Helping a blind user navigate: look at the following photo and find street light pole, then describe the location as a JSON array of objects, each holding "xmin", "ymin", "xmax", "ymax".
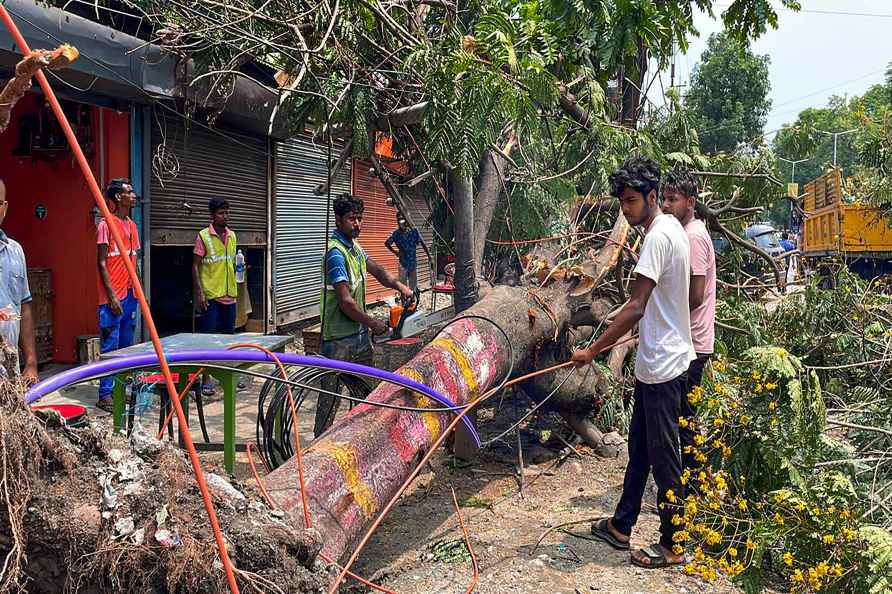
[
  {"xmin": 816, "ymin": 128, "xmax": 859, "ymax": 167},
  {"xmin": 777, "ymin": 156, "xmax": 811, "ymax": 183}
]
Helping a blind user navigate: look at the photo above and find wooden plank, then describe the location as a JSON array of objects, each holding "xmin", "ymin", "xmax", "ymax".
[{"xmin": 26, "ymin": 268, "xmax": 53, "ymax": 365}]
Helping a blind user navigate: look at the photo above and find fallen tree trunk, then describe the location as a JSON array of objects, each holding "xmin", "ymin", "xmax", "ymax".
[
  {"xmin": 266, "ymin": 283, "xmax": 575, "ymax": 560},
  {"xmin": 266, "ymin": 218, "xmax": 630, "ymax": 562}
]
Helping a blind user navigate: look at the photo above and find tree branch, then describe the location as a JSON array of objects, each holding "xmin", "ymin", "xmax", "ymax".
[
  {"xmin": 691, "ymin": 170, "xmax": 784, "ymax": 187},
  {"xmin": 697, "ymin": 201, "xmax": 785, "ymax": 291},
  {"xmin": 313, "ymin": 138, "xmax": 354, "ymax": 195},
  {"xmin": 0, "ymin": 44, "xmax": 78, "ymax": 133}
]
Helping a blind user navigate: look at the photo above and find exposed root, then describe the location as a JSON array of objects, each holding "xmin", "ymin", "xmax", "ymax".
[
  {"xmin": 0, "ymin": 379, "xmax": 328, "ymax": 593},
  {"xmin": 0, "ymin": 45, "xmax": 79, "ymax": 133}
]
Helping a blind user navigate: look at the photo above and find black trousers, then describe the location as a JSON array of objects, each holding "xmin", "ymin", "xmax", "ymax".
[
  {"xmin": 679, "ymin": 353, "xmax": 711, "ymax": 493},
  {"xmin": 612, "ymin": 373, "xmax": 687, "ymax": 549}
]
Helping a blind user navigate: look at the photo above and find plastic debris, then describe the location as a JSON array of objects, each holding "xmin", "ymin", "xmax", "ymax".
[
  {"xmin": 129, "ymin": 420, "xmax": 163, "ymax": 457},
  {"xmin": 155, "ymin": 529, "xmax": 181, "ymax": 548},
  {"xmin": 100, "ymin": 475, "xmax": 118, "ymax": 510},
  {"xmin": 155, "ymin": 504, "xmax": 169, "ymax": 527},
  {"xmin": 114, "ymin": 516, "xmax": 135, "ymax": 539},
  {"xmin": 131, "ymin": 527, "xmax": 145, "ymax": 546},
  {"xmin": 205, "ymin": 473, "xmax": 245, "ymax": 501}
]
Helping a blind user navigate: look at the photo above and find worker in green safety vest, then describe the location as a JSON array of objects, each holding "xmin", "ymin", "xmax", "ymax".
[{"xmin": 315, "ymin": 193, "xmax": 413, "ymax": 436}]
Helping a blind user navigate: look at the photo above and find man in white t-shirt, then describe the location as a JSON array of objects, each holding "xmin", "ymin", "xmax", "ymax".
[
  {"xmin": 572, "ymin": 156, "xmax": 695, "ymax": 569},
  {"xmin": 662, "ymin": 169, "xmax": 716, "ymax": 495}
]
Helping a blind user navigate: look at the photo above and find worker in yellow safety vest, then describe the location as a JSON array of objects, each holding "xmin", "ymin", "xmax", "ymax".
[
  {"xmin": 314, "ymin": 193, "xmax": 413, "ymax": 436},
  {"xmin": 193, "ymin": 197, "xmax": 239, "ymax": 396}
]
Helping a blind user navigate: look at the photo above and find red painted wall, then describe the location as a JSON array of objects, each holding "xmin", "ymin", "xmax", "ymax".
[{"xmin": 0, "ymin": 94, "xmax": 129, "ymax": 362}]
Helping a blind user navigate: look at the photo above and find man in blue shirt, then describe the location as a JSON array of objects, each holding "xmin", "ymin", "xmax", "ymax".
[
  {"xmin": 385, "ymin": 214, "xmax": 429, "ymax": 292},
  {"xmin": 779, "ymin": 232, "xmax": 795, "ymax": 254},
  {"xmin": 315, "ymin": 194, "xmax": 413, "ymax": 436},
  {"xmin": 0, "ymin": 179, "xmax": 38, "ymax": 382}
]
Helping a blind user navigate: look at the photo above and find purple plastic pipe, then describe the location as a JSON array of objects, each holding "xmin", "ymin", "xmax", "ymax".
[{"xmin": 25, "ymin": 349, "xmax": 479, "ymax": 445}]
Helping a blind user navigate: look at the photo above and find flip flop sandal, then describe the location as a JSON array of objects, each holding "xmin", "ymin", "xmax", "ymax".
[
  {"xmin": 630, "ymin": 543, "xmax": 684, "ymax": 569},
  {"xmin": 588, "ymin": 518, "xmax": 631, "ymax": 551}
]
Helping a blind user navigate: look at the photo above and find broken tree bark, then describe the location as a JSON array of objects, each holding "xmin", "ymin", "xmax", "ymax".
[
  {"xmin": 0, "ymin": 44, "xmax": 78, "ymax": 134},
  {"xmin": 265, "ymin": 216, "xmax": 630, "ymax": 563}
]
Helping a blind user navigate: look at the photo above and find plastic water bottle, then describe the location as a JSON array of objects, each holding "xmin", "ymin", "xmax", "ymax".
[{"xmin": 235, "ymin": 249, "xmax": 246, "ymax": 283}]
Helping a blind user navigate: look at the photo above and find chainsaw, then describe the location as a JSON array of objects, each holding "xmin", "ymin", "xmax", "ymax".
[{"xmin": 373, "ymin": 290, "xmax": 455, "ymax": 343}]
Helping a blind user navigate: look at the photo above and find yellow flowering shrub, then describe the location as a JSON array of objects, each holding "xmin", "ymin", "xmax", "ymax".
[{"xmin": 676, "ymin": 347, "xmax": 891, "ymax": 592}]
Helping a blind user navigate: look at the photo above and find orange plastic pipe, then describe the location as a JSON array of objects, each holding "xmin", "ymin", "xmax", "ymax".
[{"xmin": 0, "ymin": 8, "xmax": 241, "ymax": 593}]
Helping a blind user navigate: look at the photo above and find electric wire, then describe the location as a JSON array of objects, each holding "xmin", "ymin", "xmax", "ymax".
[
  {"xmin": 327, "ymin": 358, "xmax": 576, "ymax": 593},
  {"xmin": 479, "ymin": 364, "xmax": 588, "ymax": 447}
]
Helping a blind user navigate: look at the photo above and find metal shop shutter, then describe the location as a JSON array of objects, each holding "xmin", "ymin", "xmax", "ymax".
[
  {"xmin": 353, "ymin": 159, "xmax": 400, "ymax": 302},
  {"xmin": 272, "ymin": 135, "xmax": 351, "ymax": 326},
  {"xmin": 149, "ymin": 113, "xmax": 269, "ymax": 245}
]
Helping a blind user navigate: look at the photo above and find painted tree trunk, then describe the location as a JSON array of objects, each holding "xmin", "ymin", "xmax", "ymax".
[
  {"xmin": 265, "ymin": 217, "xmax": 629, "ymax": 562},
  {"xmin": 266, "ymin": 284, "xmax": 569, "ymax": 560}
]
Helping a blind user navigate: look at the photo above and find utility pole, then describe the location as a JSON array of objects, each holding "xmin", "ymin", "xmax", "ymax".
[
  {"xmin": 669, "ymin": 39, "xmax": 676, "ymax": 90},
  {"xmin": 816, "ymin": 128, "xmax": 859, "ymax": 167}
]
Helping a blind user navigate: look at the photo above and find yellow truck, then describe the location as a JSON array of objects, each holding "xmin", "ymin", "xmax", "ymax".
[{"xmin": 801, "ymin": 169, "xmax": 892, "ymax": 279}]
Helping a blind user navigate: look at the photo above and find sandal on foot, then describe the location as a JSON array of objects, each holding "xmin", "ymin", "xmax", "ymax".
[
  {"xmin": 96, "ymin": 398, "xmax": 114, "ymax": 413},
  {"xmin": 630, "ymin": 543, "xmax": 683, "ymax": 569},
  {"xmin": 589, "ymin": 518, "xmax": 630, "ymax": 551}
]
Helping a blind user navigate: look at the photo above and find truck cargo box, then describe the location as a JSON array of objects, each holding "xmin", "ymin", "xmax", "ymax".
[{"xmin": 803, "ymin": 204, "xmax": 892, "ymax": 257}]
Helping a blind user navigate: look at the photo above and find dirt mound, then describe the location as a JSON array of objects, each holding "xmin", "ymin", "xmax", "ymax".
[{"xmin": 0, "ymin": 379, "xmax": 328, "ymax": 594}]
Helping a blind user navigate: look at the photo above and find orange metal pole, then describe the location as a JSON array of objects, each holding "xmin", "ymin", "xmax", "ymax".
[{"xmin": 0, "ymin": 8, "xmax": 240, "ymax": 593}]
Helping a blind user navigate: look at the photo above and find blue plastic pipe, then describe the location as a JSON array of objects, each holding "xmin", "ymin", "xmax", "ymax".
[{"xmin": 25, "ymin": 349, "xmax": 480, "ymax": 445}]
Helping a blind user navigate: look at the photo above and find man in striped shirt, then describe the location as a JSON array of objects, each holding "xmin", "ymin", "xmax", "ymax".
[{"xmin": 96, "ymin": 178, "xmax": 139, "ymax": 412}]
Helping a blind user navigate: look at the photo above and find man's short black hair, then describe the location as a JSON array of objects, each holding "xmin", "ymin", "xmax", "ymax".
[
  {"xmin": 333, "ymin": 193, "xmax": 364, "ymax": 217},
  {"xmin": 609, "ymin": 156, "xmax": 661, "ymax": 199},
  {"xmin": 208, "ymin": 198, "xmax": 230, "ymax": 214},
  {"xmin": 662, "ymin": 168, "xmax": 699, "ymax": 200},
  {"xmin": 105, "ymin": 178, "xmax": 131, "ymax": 202}
]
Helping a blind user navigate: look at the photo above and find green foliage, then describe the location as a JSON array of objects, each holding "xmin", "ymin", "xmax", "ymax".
[
  {"xmin": 428, "ymin": 537, "xmax": 472, "ymax": 563},
  {"xmin": 859, "ymin": 526, "xmax": 892, "ymax": 594},
  {"xmin": 685, "ymin": 32, "xmax": 772, "ymax": 154},
  {"xmin": 460, "ymin": 495, "xmax": 494, "ymax": 509},
  {"xmin": 672, "ymin": 271, "xmax": 892, "ymax": 591}
]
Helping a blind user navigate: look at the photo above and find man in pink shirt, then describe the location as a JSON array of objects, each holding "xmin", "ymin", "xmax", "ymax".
[{"xmin": 662, "ymin": 169, "xmax": 716, "ymax": 492}]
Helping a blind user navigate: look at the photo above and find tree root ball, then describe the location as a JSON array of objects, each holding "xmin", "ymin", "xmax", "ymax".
[{"xmin": 0, "ymin": 380, "xmax": 330, "ymax": 594}]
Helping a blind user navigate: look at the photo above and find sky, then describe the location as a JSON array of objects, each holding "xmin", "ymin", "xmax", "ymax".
[{"xmin": 651, "ymin": 0, "xmax": 892, "ymax": 140}]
